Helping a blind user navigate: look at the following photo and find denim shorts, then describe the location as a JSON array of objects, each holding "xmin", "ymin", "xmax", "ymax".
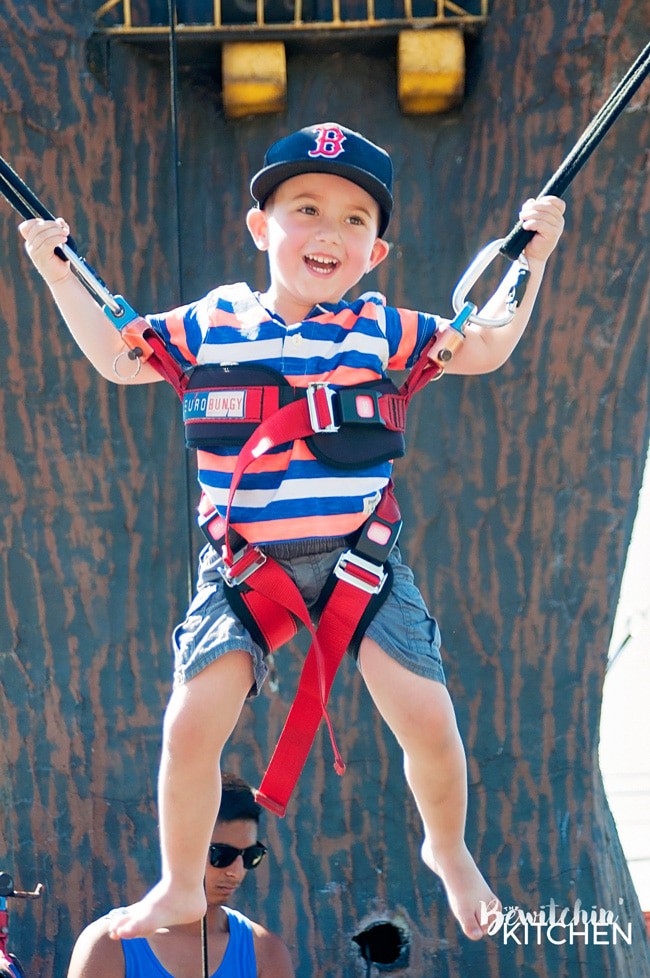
[{"xmin": 172, "ymin": 541, "xmax": 445, "ymax": 693}]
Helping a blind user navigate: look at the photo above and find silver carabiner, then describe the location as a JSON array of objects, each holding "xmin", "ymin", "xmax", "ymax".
[{"xmin": 452, "ymin": 239, "xmax": 527, "ymax": 329}]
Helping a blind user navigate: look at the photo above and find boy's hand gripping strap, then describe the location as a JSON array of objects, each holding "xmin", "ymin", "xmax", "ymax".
[
  {"xmin": 452, "ymin": 42, "xmax": 650, "ymax": 327},
  {"xmin": 0, "ymin": 155, "xmax": 187, "ymax": 397}
]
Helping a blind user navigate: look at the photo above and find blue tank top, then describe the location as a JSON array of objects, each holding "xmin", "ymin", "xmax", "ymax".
[{"xmin": 122, "ymin": 907, "xmax": 257, "ymax": 977}]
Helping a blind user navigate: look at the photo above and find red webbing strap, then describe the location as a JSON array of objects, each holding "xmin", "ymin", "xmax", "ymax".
[
  {"xmin": 252, "ymin": 487, "xmax": 400, "ymax": 816},
  {"xmin": 250, "ymin": 555, "xmax": 383, "ymax": 816},
  {"xmin": 373, "ymin": 391, "xmax": 406, "ymax": 431},
  {"xmin": 200, "ymin": 502, "xmax": 348, "ymax": 791},
  {"xmin": 222, "ymin": 392, "xmax": 326, "ymax": 561},
  {"xmin": 146, "ymin": 333, "xmax": 189, "ymax": 399},
  {"xmin": 221, "ymin": 380, "xmax": 414, "ymax": 562},
  {"xmin": 398, "ymin": 333, "xmax": 444, "ymax": 402},
  {"xmin": 232, "ymin": 555, "xmax": 349, "ymax": 790},
  {"xmin": 238, "ymin": 589, "xmax": 300, "ymax": 652},
  {"xmin": 202, "ymin": 487, "xmax": 400, "ymax": 816}
]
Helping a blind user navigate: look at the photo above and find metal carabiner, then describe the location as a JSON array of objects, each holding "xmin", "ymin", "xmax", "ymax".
[
  {"xmin": 452, "ymin": 239, "xmax": 529, "ymax": 329},
  {"xmin": 59, "ymin": 241, "xmax": 125, "ymax": 318},
  {"xmin": 58, "ymin": 244, "xmax": 147, "ymax": 338}
]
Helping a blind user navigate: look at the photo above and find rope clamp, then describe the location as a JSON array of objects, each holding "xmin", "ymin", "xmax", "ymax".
[
  {"xmin": 426, "ymin": 301, "xmax": 476, "ymax": 380},
  {"xmin": 101, "ymin": 293, "xmax": 142, "ymax": 331}
]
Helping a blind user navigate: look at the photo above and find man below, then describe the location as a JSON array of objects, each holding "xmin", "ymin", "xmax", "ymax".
[{"xmin": 67, "ymin": 773, "xmax": 295, "ymax": 977}]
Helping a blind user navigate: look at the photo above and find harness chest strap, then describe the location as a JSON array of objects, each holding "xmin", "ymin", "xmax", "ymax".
[
  {"xmin": 184, "ymin": 374, "xmax": 407, "ymax": 435},
  {"xmin": 221, "ymin": 386, "xmax": 396, "ymax": 562},
  {"xmin": 218, "ymin": 312, "xmax": 470, "ymax": 568}
]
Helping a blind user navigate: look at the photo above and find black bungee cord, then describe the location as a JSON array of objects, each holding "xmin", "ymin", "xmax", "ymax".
[
  {"xmin": 501, "ymin": 40, "xmax": 650, "ymax": 260},
  {"xmin": 166, "ymin": 0, "xmax": 198, "ymax": 611},
  {"xmin": 165, "ymin": 3, "xmax": 210, "ymax": 976}
]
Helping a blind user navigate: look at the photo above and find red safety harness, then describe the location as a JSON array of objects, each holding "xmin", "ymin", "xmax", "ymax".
[{"xmin": 118, "ymin": 311, "xmax": 467, "ymax": 815}]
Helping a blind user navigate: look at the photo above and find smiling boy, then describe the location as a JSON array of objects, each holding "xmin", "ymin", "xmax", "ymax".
[
  {"xmin": 20, "ymin": 123, "xmax": 565, "ymax": 943},
  {"xmin": 245, "ymin": 170, "xmax": 390, "ymax": 325}
]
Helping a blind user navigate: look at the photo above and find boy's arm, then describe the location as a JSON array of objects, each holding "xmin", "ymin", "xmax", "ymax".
[
  {"xmin": 19, "ymin": 218, "xmax": 163, "ymax": 385},
  {"xmin": 443, "ymin": 196, "xmax": 566, "ymax": 375}
]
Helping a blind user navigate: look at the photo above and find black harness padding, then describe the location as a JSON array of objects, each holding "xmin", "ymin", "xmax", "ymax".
[
  {"xmin": 183, "ymin": 364, "xmax": 406, "ymax": 466},
  {"xmin": 183, "ymin": 364, "xmax": 297, "ymax": 447},
  {"xmin": 307, "ymin": 378, "xmax": 405, "ymax": 469}
]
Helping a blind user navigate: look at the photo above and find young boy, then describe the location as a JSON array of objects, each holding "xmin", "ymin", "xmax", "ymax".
[
  {"xmin": 20, "ymin": 123, "xmax": 565, "ymax": 943},
  {"xmin": 66, "ymin": 773, "xmax": 295, "ymax": 977}
]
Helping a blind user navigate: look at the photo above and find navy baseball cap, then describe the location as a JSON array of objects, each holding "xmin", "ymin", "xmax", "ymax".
[{"xmin": 250, "ymin": 123, "xmax": 393, "ymax": 237}]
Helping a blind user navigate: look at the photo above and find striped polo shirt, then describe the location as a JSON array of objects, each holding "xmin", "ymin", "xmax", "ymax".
[{"xmin": 147, "ymin": 283, "xmax": 438, "ymax": 544}]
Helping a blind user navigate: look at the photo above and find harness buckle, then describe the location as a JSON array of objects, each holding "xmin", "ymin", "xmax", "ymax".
[
  {"xmin": 337, "ymin": 388, "xmax": 385, "ymax": 426},
  {"xmin": 307, "ymin": 383, "xmax": 339, "ymax": 434},
  {"xmin": 355, "ymin": 513, "xmax": 402, "ymax": 564},
  {"xmin": 333, "ymin": 550, "xmax": 387, "ymax": 595},
  {"xmin": 220, "ymin": 544, "xmax": 267, "ymax": 587}
]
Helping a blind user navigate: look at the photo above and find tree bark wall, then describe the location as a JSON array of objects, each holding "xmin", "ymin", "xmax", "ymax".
[{"xmin": 0, "ymin": 2, "xmax": 649, "ymax": 976}]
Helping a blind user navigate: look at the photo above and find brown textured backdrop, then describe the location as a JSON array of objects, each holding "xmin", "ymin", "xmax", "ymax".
[{"xmin": 1, "ymin": 1, "xmax": 649, "ymax": 975}]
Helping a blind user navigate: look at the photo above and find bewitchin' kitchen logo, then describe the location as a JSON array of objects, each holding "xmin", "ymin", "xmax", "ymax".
[{"xmin": 481, "ymin": 898, "xmax": 633, "ymax": 945}]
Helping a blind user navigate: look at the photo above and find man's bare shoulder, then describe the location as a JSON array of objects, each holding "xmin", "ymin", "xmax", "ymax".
[
  {"xmin": 249, "ymin": 919, "xmax": 295, "ymax": 977},
  {"xmin": 67, "ymin": 915, "xmax": 126, "ymax": 978}
]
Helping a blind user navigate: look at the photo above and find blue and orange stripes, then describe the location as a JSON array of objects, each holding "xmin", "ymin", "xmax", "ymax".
[{"xmin": 147, "ymin": 284, "xmax": 438, "ymax": 544}]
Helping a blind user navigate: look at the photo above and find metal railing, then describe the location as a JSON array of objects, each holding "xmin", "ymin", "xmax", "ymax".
[{"xmin": 95, "ymin": 0, "xmax": 488, "ymax": 34}]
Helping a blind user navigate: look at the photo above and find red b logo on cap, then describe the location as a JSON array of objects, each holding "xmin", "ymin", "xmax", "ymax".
[{"xmin": 308, "ymin": 126, "xmax": 346, "ymax": 159}]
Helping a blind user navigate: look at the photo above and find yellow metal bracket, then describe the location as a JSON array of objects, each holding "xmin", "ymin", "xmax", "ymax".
[
  {"xmin": 222, "ymin": 41, "xmax": 287, "ymax": 117},
  {"xmin": 398, "ymin": 27, "xmax": 465, "ymax": 114},
  {"xmin": 93, "ymin": 0, "xmax": 488, "ymax": 116}
]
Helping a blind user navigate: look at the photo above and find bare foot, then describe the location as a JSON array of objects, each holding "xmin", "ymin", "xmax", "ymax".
[
  {"xmin": 107, "ymin": 880, "xmax": 207, "ymax": 940},
  {"xmin": 421, "ymin": 839, "xmax": 500, "ymax": 940}
]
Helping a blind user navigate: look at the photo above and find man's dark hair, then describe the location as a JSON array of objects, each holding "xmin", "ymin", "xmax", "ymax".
[{"xmin": 218, "ymin": 772, "xmax": 261, "ymax": 824}]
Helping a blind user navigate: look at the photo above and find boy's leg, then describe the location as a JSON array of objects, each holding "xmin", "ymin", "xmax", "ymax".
[
  {"xmin": 109, "ymin": 649, "xmax": 255, "ymax": 940},
  {"xmin": 358, "ymin": 636, "xmax": 498, "ymax": 940}
]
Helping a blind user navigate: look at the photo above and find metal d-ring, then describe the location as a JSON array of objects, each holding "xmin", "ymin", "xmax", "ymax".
[{"xmin": 113, "ymin": 346, "xmax": 143, "ymax": 380}]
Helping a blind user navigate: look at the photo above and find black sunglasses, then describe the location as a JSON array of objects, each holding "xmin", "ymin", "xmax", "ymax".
[{"xmin": 208, "ymin": 842, "xmax": 267, "ymax": 870}]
